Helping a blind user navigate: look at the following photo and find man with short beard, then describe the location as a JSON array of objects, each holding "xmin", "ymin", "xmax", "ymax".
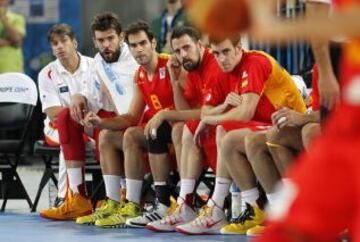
[
  {"xmin": 40, "ymin": 12, "xmax": 139, "ymax": 221},
  {"xmin": 145, "ymin": 25, "xmax": 223, "ymax": 232},
  {"xmin": 76, "ymin": 21, "xmax": 178, "ymax": 228}
]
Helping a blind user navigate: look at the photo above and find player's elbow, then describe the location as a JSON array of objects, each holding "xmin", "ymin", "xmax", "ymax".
[{"xmin": 235, "ymin": 109, "xmax": 254, "ymax": 122}]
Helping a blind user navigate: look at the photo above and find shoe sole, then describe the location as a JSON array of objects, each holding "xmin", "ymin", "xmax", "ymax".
[
  {"xmin": 95, "ymin": 224, "xmax": 128, "ymax": 229},
  {"xmin": 125, "ymin": 220, "xmax": 147, "ymax": 228},
  {"xmin": 176, "ymin": 227, "xmax": 222, "ymax": 235},
  {"xmin": 146, "ymin": 224, "xmax": 175, "ymax": 233},
  {"xmin": 220, "ymin": 230, "xmax": 246, "ymax": 235},
  {"xmin": 76, "ymin": 221, "xmax": 96, "ymax": 225},
  {"xmin": 40, "ymin": 210, "xmax": 92, "ymax": 221}
]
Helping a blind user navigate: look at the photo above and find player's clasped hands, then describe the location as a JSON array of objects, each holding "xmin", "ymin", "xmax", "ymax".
[
  {"xmin": 272, "ymin": 107, "xmax": 304, "ymax": 129},
  {"xmin": 83, "ymin": 111, "xmax": 102, "ymax": 128}
]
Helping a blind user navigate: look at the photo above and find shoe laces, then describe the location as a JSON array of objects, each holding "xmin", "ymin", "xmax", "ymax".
[
  {"xmin": 191, "ymin": 205, "xmax": 214, "ymax": 226},
  {"xmin": 234, "ymin": 203, "xmax": 255, "ymax": 224},
  {"xmin": 161, "ymin": 203, "xmax": 182, "ymax": 225},
  {"xmin": 166, "ymin": 200, "xmax": 179, "ymax": 216},
  {"xmin": 119, "ymin": 202, "xmax": 138, "ymax": 216}
]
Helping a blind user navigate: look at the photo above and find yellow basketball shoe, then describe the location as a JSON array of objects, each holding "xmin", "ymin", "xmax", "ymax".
[
  {"xmin": 246, "ymin": 225, "xmax": 266, "ymax": 236},
  {"xmin": 220, "ymin": 203, "xmax": 265, "ymax": 235},
  {"xmin": 95, "ymin": 201, "xmax": 142, "ymax": 228},
  {"xmin": 40, "ymin": 192, "xmax": 92, "ymax": 221},
  {"xmin": 76, "ymin": 199, "xmax": 120, "ymax": 225}
]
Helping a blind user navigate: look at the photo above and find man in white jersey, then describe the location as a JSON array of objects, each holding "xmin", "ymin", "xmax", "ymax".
[
  {"xmin": 40, "ymin": 12, "xmax": 138, "ymax": 221},
  {"xmin": 38, "ymin": 24, "xmax": 93, "ymax": 208}
]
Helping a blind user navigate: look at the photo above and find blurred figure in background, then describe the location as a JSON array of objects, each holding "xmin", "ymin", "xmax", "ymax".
[
  {"xmin": 152, "ymin": 0, "xmax": 188, "ymax": 53},
  {"xmin": 0, "ymin": 0, "xmax": 25, "ymax": 73}
]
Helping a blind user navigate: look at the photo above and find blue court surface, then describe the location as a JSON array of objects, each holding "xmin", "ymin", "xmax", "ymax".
[{"xmin": 0, "ymin": 213, "xmax": 251, "ymax": 242}]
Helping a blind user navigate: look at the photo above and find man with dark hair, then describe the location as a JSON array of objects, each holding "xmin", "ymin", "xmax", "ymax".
[
  {"xmin": 76, "ymin": 20, "xmax": 178, "ymax": 228},
  {"xmin": 40, "ymin": 12, "xmax": 139, "ymax": 221},
  {"xmin": 145, "ymin": 25, "xmax": 223, "ymax": 232},
  {"xmin": 38, "ymin": 24, "xmax": 93, "ymax": 210},
  {"xmin": 154, "ymin": 37, "xmax": 306, "ymax": 235}
]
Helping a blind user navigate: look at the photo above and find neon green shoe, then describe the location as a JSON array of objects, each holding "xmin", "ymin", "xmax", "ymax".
[
  {"xmin": 76, "ymin": 199, "xmax": 120, "ymax": 225},
  {"xmin": 220, "ymin": 203, "xmax": 265, "ymax": 235},
  {"xmin": 95, "ymin": 201, "xmax": 142, "ymax": 228}
]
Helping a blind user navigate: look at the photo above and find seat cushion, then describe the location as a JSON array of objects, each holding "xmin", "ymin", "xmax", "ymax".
[
  {"xmin": 34, "ymin": 140, "xmax": 60, "ymax": 156},
  {"xmin": 0, "ymin": 140, "xmax": 22, "ymax": 153}
]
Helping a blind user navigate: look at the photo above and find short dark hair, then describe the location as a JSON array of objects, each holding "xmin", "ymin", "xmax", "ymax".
[
  {"xmin": 209, "ymin": 35, "xmax": 241, "ymax": 47},
  {"xmin": 47, "ymin": 24, "xmax": 76, "ymax": 43},
  {"xmin": 91, "ymin": 12, "xmax": 122, "ymax": 35},
  {"xmin": 125, "ymin": 21, "xmax": 155, "ymax": 44},
  {"xmin": 170, "ymin": 26, "xmax": 201, "ymax": 43}
]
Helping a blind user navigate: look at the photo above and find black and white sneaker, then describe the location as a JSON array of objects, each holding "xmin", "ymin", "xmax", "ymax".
[{"xmin": 126, "ymin": 202, "xmax": 168, "ymax": 228}]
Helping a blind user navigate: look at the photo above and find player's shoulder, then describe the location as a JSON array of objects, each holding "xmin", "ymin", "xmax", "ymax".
[
  {"xmin": 38, "ymin": 60, "xmax": 58, "ymax": 81},
  {"xmin": 80, "ymin": 54, "xmax": 94, "ymax": 64},
  {"xmin": 243, "ymin": 50, "xmax": 273, "ymax": 68}
]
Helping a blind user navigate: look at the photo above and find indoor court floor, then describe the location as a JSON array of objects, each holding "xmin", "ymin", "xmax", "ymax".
[
  {"xmin": 0, "ymin": 213, "xmax": 250, "ymax": 242},
  {"xmin": 0, "ymin": 164, "xmax": 251, "ymax": 242}
]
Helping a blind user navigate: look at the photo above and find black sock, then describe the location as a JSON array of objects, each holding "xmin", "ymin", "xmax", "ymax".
[{"xmin": 154, "ymin": 184, "xmax": 171, "ymax": 207}]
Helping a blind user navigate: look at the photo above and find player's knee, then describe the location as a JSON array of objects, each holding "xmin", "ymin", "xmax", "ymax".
[
  {"xmin": 221, "ymin": 131, "xmax": 237, "ymax": 154},
  {"xmin": 301, "ymin": 123, "xmax": 321, "ymax": 149},
  {"xmin": 57, "ymin": 107, "xmax": 70, "ymax": 122},
  {"xmin": 216, "ymin": 125, "xmax": 226, "ymax": 148},
  {"xmin": 245, "ymin": 132, "xmax": 264, "ymax": 156},
  {"xmin": 99, "ymin": 129, "xmax": 115, "ymax": 149},
  {"xmin": 266, "ymin": 126, "xmax": 280, "ymax": 144},
  {"xmin": 181, "ymin": 125, "xmax": 194, "ymax": 146},
  {"xmin": 147, "ymin": 122, "xmax": 172, "ymax": 154},
  {"xmin": 171, "ymin": 122, "xmax": 183, "ymax": 146},
  {"xmin": 123, "ymin": 127, "xmax": 141, "ymax": 151}
]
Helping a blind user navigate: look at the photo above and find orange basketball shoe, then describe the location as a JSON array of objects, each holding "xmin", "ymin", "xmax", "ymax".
[{"xmin": 40, "ymin": 192, "xmax": 92, "ymax": 220}]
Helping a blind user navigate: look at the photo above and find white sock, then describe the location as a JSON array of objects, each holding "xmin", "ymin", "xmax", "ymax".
[
  {"xmin": 67, "ymin": 167, "xmax": 83, "ymax": 193},
  {"xmin": 210, "ymin": 177, "xmax": 231, "ymax": 208},
  {"xmin": 125, "ymin": 178, "xmax": 143, "ymax": 204},
  {"xmin": 103, "ymin": 175, "xmax": 121, "ymax": 202},
  {"xmin": 57, "ymin": 151, "xmax": 67, "ymax": 198},
  {"xmin": 120, "ymin": 176, "xmax": 126, "ymax": 190},
  {"xmin": 231, "ymin": 191, "xmax": 241, "ymax": 218},
  {"xmin": 241, "ymin": 187, "xmax": 259, "ymax": 208},
  {"xmin": 266, "ymin": 192, "xmax": 279, "ymax": 206},
  {"xmin": 178, "ymin": 179, "xmax": 196, "ymax": 204}
]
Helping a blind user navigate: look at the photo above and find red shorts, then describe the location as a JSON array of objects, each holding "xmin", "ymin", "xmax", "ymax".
[
  {"xmin": 221, "ymin": 120, "xmax": 271, "ymax": 132},
  {"xmin": 58, "ymin": 108, "xmax": 116, "ymax": 162},
  {"xmin": 185, "ymin": 120, "xmax": 217, "ymax": 172}
]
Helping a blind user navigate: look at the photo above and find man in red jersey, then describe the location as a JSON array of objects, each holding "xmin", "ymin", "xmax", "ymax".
[
  {"xmin": 170, "ymin": 36, "xmax": 306, "ymax": 235},
  {"xmin": 145, "ymin": 25, "xmax": 224, "ymax": 232},
  {"xmin": 222, "ymin": 0, "xmax": 360, "ymax": 241},
  {"xmin": 75, "ymin": 21, "xmax": 177, "ymax": 228},
  {"xmin": 241, "ymin": 66, "xmax": 321, "ymax": 236}
]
